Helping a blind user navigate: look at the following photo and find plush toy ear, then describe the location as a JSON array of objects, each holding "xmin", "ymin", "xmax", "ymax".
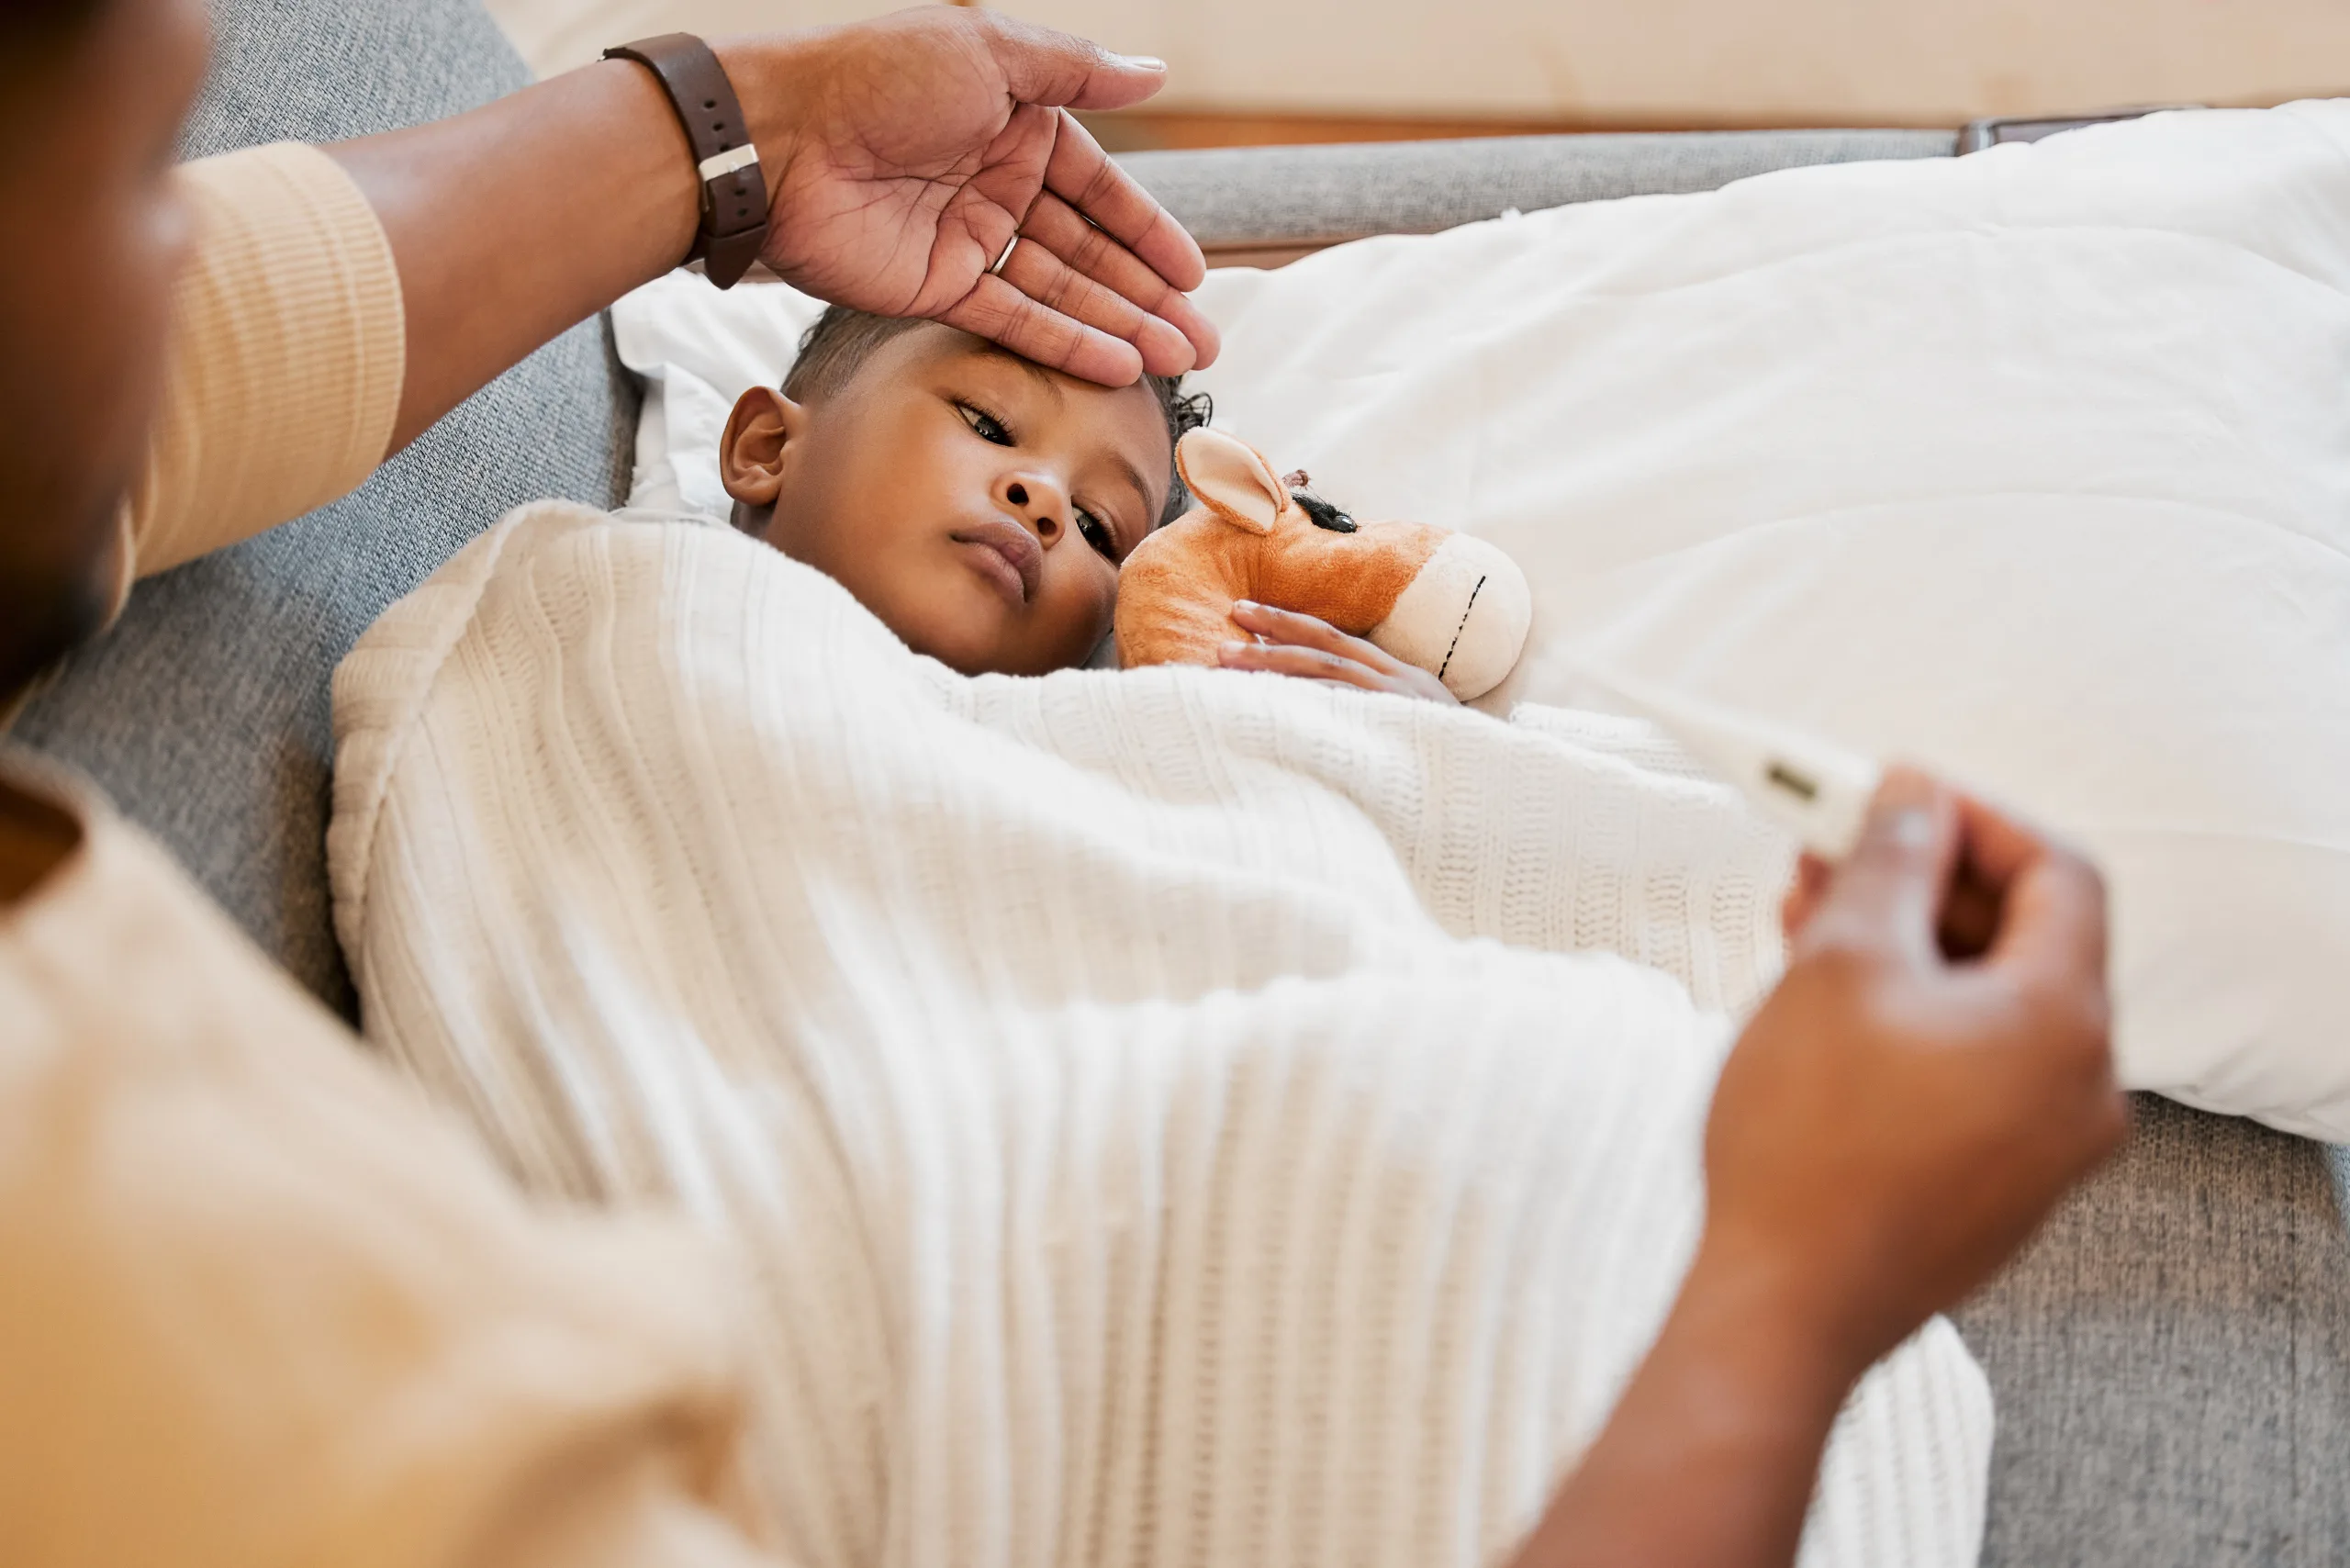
[{"xmin": 1175, "ymin": 428, "xmax": 1289, "ymax": 535}]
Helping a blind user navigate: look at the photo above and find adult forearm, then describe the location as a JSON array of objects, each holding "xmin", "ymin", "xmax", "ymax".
[
  {"xmin": 322, "ymin": 9, "xmax": 1213, "ymax": 453},
  {"xmin": 325, "ymin": 59, "xmax": 699, "ymax": 453},
  {"xmin": 1506, "ymin": 1239, "xmax": 1860, "ymax": 1568},
  {"xmin": 1513, "ymin": 767, "xmax": 2123, "ymax": 1565}
]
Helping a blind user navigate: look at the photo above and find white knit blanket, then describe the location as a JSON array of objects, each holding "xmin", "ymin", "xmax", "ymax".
[{"xmin": 330, "ymin": 501, "xmax": 1992, "ymax": 1568}]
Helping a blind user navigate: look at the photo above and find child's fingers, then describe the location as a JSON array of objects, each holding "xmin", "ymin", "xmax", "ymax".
[
  {"xmin": 1217, "ymin": 639, "xmax": 1394, "ymax": 693},
  {"xmin": 1225, "ymin": 604, "xmax": 1459, "ymax": 703},
  {"xmin": 1230, "ymin": 600, "xmax": 1351, "ymax": 650},
  {"xmin": 1231, "ymin": 601, "xmax": 1407, "ymax": 675}
]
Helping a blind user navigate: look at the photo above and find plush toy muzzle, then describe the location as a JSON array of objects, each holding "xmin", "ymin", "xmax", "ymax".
[{"xmin": 1115, "ymin": 427, "xmax": 1532, "ymax": 700}]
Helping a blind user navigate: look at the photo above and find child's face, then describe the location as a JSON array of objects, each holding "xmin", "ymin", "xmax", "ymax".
[{"xmin": 722, "ymin": 324, "xmax": 1171, "ymax": 677}]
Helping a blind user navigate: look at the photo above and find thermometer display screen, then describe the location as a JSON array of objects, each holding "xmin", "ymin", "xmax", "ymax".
[{"xmin": 1764, "ymin": 759, "xmax": 1821, "ymax": 802}]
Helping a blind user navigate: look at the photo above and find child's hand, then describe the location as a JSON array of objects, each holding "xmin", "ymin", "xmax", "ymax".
[{"xmin": 1217, "ymin": 600, "xmax": 1460, "ymax": 704}]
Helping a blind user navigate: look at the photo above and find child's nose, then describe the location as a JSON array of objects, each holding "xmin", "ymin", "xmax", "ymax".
[{"xmin": 996, "ymin": 472, "xmax": 1070, "ymax": 545}]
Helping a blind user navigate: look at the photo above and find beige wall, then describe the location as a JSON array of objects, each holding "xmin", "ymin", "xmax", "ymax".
[
  {"xmin": 489, "ymin": 0, "xmax": 2350, "ymax": 123},
  {"xmin": 487, "ymin": 0, "xmax": 892, "ymax": 75}
]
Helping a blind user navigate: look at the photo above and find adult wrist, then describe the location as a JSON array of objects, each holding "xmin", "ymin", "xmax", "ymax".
[
  {"xmin": 602, "ymin": 33, "xmax": 770, "ymax": 287},
  {"xmin": 707, "ymin": 37, "xmax": 809, "ymax": 208},
  {"xmin": 1680, "ymin": 1226, "xmax": 1885, "ymax": 1398}
]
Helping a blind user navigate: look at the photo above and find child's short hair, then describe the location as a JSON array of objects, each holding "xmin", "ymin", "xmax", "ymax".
[{"xmin": 785, "ymin": 305, "xmax": 1213, "ymax": 528}]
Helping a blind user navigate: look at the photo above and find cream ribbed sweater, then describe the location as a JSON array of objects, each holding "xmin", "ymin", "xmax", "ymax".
[{"xmin": 331, "ymin": 501, "xmax": 1994, "ymax": 1568}]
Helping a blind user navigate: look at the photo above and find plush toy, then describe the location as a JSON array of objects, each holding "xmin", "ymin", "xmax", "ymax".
[{"xmin": 1116, "ymin": 427, "xmax": 1532, "ymax": 700}]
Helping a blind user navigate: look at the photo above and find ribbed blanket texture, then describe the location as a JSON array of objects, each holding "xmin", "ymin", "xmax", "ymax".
[{"xmin": 329, "ymin": 502, "xmax": 1992, "ymax": 1568}]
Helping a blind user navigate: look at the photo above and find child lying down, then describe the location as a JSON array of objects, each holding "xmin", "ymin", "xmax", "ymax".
[
  {"xmin": 715, "ymin": 304, "xmax": 1465, "ymax": 702},
  {"xmin": 330, "ymin": 357, "xmax": 1991, "ymax": 1567}
]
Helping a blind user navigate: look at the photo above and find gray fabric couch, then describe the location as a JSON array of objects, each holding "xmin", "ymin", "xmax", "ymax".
[
  {"xmin": 1121, "ymin": 129, "xmax": 1958, "ymax": 250},
  {"xmin": 19, "ymin": 1, "xmax": 2346, "ymax": 1561}
]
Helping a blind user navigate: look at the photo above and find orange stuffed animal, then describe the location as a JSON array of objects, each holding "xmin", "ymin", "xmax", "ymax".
[{"xmin": 1115, "ymin": 427, "xmax": 1532, "ymax": 700}]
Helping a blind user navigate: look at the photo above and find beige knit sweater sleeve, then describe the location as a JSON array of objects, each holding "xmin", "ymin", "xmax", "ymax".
[
  {"xmin": 124, "ymin": 140, "xmax": 405, "ymax": 578},
  {"xmin": 0, "ymin": 148, "xmax": 803, "ymax": 1568}
]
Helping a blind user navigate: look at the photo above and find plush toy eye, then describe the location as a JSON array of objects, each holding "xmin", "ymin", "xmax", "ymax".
[{"xmin": 1292, "ymin": 488, "xmax": 1356, "ymax": 533}]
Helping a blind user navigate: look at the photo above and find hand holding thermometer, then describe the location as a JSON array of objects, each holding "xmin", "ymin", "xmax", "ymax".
[{"xmin": 1578, "ymin": 666, "xmax": 1884, "ymax": 861}]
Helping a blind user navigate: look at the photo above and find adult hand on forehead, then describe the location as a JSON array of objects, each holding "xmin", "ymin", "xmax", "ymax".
[{"xmin": 721, "ymin": 6, "xmax": 1220, "ymax": 387}]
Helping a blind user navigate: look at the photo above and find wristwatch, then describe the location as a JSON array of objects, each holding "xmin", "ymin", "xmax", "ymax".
[{"xmin": 603, "ymin": 33, "xmax": 769, "ymax": 288}]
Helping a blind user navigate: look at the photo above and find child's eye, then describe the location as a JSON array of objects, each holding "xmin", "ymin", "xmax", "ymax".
[
  {"xmin": 1077, "ymin": 509, "xmax": 1118, "ymax": 562},
  {"xmin": 957, "ymin": 401, "xmax": 1013, "ymax": 445}
]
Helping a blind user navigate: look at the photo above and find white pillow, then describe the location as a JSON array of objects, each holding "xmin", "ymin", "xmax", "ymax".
[{"xmin": 610, "ymin": 105, "xmax": 2350, "ymax": 1140}]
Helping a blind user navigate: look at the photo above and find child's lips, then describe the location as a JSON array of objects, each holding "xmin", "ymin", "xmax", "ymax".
[{"xmin": 950, "ymin": 519, "xmax": 1043, "ymax": 607}]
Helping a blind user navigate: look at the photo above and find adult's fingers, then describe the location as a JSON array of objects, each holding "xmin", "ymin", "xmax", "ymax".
[
  {"xmin": 1020, "ymin": 190, "xmax": 1221, "ymax": 367},
  {"xmin": 941, "ymin": 274, "xmax": 1145, "ymax": 387},
  {"xmin": 1983, "ymin": 832, "xmax": 2109, "ymax": 992},
  {"xmin": 1799, "ymin": 766, "xmax": 1962, "ymax": 967},
  {"xmin": 979, "ymin": 10, "xmax": 1174, "ymax": 114},
  {"xmin": 1781, "ymin": 852, "xmax": 1833, "ymax": 941},
  {"xmin": 1950, "ymin": 789, "xmax": 2059, "ymax": 892},
  {"xmin": 1044, "ymin": 110, "xmax": 1210, "ymax": 299},
  {"xmin": 996, "ymin": 230, "xmax": 1198, "ymax": 378},
  {"xmin": 1934, "ymin": 855, "xmax": 2007, "ymax": 962},
  {"xmin": 1938, "ymin": 790, "xmax": 2107, "ymax": 983}
]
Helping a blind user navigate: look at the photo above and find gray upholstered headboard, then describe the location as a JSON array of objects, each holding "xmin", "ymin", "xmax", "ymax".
[{"xmin": 1125, "ymin": 129, "xmax": 1954, "ymax": 264}]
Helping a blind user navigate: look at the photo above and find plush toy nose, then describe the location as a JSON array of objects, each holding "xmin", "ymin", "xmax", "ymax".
[
  {"xmin": 1366, "ymin": 534, "xmax": 1534, "ymax": 701},
  {"xmin": 996, "ymin": 472, "xmax": 1070, "ymax": 545}
]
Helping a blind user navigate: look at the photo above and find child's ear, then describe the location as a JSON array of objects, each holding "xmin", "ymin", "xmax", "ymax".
[{"xmin": 721, "ymin": 386, "xmax": 809, "ymax": 521}]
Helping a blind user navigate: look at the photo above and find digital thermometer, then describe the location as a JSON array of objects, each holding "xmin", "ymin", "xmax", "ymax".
[{"xmin": 1579, "ymin": 666, "xmax": 1884, "ymax": 861}]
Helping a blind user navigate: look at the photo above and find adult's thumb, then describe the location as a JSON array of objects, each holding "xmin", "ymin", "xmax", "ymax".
[
  {"xmin": 981, "ymin": 11, "xmax": 1170, "ymax": 111},
  {"xmin": 1807, "ymin": 766, "xmax": 1961, "ymax": 962}
]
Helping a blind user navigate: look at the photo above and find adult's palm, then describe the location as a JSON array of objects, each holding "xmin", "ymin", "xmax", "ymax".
[{"xmin": 726, "ymin": 6, "xmax": 1218, "ymax": 386}]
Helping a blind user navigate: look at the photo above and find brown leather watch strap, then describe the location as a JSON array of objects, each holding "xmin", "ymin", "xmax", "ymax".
[{"xmin": 604, "ymin": 33, "xmax": 769, "ymax": 288}]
